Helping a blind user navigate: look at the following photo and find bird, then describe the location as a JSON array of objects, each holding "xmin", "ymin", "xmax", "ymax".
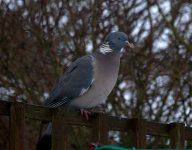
[{"xmin": 36, "ymin": 31, "xmax": 134, "ymax": 150}]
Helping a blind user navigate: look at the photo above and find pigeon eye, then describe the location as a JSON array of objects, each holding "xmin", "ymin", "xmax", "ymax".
[{"xmin": 118, "ymin": 37, "xmax": 121, "ymax": 40}]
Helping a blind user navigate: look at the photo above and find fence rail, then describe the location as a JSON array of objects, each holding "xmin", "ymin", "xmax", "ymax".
[{"xmin": 0, "ymin": 100, "xmax": 192, "ymax": 149}]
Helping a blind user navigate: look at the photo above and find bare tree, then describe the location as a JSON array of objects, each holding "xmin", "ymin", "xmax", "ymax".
[{"xmin": 0, "ymin": 0, "xmax": 191, "ymax": 149}]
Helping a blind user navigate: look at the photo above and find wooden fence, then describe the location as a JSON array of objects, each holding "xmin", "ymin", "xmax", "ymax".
[{"xmin": 0, "ymin": 100, "xmax": 192, "ymax": 150}]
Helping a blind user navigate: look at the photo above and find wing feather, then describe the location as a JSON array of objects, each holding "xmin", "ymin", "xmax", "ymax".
[{"xmin": 44, "ymin": 55, "xmax": 94, "ymax": 108}]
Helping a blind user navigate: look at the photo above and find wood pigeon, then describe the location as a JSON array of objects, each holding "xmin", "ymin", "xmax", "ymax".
[{"xmin": 36, "ymin": 32, "xmax": 134, "ymax": 150}]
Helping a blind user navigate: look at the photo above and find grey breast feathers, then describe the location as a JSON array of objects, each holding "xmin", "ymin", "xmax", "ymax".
[{"xmin": 44, "ymin": 55, "xmax": 94, "ymax": 108}]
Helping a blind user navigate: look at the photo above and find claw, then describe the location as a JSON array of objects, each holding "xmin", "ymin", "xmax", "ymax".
[
  {"xmin": 80, "ymin": 109, "xmax": 93, "ymax": 120},
  {"xmin": 80, "ymin": 105, "xmax": 106, "ymax": 120}
]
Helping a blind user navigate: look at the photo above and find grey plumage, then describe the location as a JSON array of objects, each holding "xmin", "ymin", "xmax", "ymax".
[
  {"xmin": 36, "ymin": 31, "xmax": 133, "ymax": 150},
  {"xmin": 69, "ymin": 52, "xmax": 120, "ymax": 108},
  {"xmin": 45, "ymin": 55, "xmax": 94, "ymax": 108}
]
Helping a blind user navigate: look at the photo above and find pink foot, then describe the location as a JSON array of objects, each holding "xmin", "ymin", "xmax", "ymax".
[{"xmin": 80, "ymin": 109, "xmax": 93, "ymax": 120}]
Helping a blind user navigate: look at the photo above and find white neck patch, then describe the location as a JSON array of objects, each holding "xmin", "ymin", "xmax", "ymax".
[{"xmin": 99, "ymin": 43, "xmax": 113, "ymax": 54}]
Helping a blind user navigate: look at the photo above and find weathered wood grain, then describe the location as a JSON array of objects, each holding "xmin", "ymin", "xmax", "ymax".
[
  {"xmin": 52, "ymin": 109, "xmax": 70, "ymax": 150},
  {"xmin": 169, "ymin": 123, "xmax": 185, "ymax": 148},
  {"xmin": 0, "ymin": 100, "xmax": 191, "ymax": 149},
  {"xmin": 146, "ymin": 121, "xmax": 169, "ymax": 137},
  {"xmin": 9, "ymin": 102, "xmax": 25, "ymax": 150},
  {"xmin": 185, "ymin": 127, "xmax": 192, "ymax": 140},
  {"xmin": 130, "ymin": 118, "xmax": 146, "ymax": 148},
  {"xmin": 91, "ymin": 113, "xmax": 108, "ymax": 144}
]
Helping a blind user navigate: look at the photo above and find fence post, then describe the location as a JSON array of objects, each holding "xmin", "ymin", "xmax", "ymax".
[
  {"xmin": 169, "ymin": 123, "xmax": 185, "ymax": 148},
  {"xmin": 52, "ymin": 109, "xmax": 70, "ymax": 150},
  {"xmin": 92, "ymin": 113, "xmax": 108, "ymax": 144},
  {"xmin": 130, "ymin": 118, "xmax": 146, "ymax": 148},
  {"xmin": 9, "ymin": 102, "xmax": 25, "ymax": 150}
]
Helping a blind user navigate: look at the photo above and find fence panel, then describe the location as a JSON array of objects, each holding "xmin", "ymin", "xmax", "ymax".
[
  {"xmin": 0, "ymin": 101, "xmax": 191, "ymax": 149},
  {"xmin": 169, "ymin": 123, "xmax": 185, "ymax": 148},
  {"xmin": 52, "ymin": 109, "xmax": 70, "ymax": 150},
  {"xmin": 92, "ymin": 114, "xmax": 108, "ymax": 144},
  {"xmin": 9, "ymin": 102, "xmax": 25, "ymax": 150},
  {"xmin": 130, "ymin": 118, "xmax": 146, "ymax": 148}
]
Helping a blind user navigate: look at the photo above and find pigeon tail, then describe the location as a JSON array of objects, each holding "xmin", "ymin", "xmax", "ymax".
[{"xmin": 36, "ymin": 134, "xmax": 51, "ymax": 150}]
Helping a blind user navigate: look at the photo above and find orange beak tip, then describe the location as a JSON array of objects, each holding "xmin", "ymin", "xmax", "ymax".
[{"xmin": 128, "ymin": 42, "xmax": 134, "ymax": 49}]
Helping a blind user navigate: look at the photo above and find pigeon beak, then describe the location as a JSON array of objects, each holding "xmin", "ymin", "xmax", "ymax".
[{"xmin": 126, "ymin": 41, "xmax": 134, "ymax": 49}]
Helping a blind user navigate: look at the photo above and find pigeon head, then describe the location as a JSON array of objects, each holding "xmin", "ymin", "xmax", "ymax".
[{"xmin": 100, "ymin": 32, "xmax": 134, "ymax": 54}]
